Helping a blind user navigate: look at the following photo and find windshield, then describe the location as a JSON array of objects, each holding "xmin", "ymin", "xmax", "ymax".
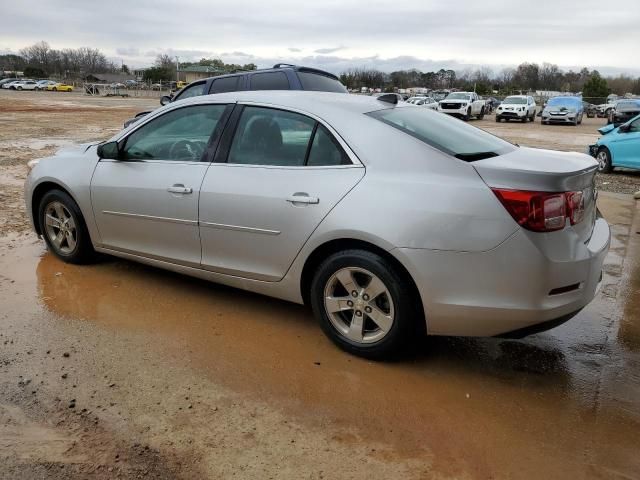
[
  {"xmin": 446, "ymin": 93, "xmax": 472, "ymax": 100},
  {"xmin": 367, "ymin": 107, "xmax": 515, "ymax": 160},
  {"xmin": 616, "ymin": 101, "xmax": 640, "ymax": 111},
  {"xmin": 504, "ymin": 96, "xmax": 527, "ymax": 104},
  {"xmin": 547, "ymin": 97, "xmax": 581, "ymax": 108}
]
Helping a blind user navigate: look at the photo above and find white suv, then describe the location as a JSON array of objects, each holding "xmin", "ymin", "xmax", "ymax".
[{"xmin": 495, "ymin": 95, "xmax": 537, "ymax": 123}]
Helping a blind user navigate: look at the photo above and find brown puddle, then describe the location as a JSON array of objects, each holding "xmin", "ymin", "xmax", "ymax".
[{"xmin": 31, "ymin": 235, "xmax": 640, "ymax": 479}]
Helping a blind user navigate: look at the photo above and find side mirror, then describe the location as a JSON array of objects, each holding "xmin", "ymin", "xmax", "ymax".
[
  {"xmin": 160, "ymin": 95, "xmax": 172, "ymax": 106},
  {"xmin": 97, "ymin": 141, "xmax": 121, "ymax": 160},
  {"xmin": 618, "ymin": 124, "xmax": 630, "ymax": 133}
]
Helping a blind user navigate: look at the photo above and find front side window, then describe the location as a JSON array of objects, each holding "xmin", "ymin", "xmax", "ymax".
[
  {"xmin": 122, "ymin": 105, "xmax": 227, "ymax": 162},
  {"xmin": 628, "ymin": 117, "xmax": 640, "ymax": 132},
  {"xmin": 173, "ymin": 81, "xmax": 205, "ymax": 102},
  {"xmin": 249, "ymin": 72, "xmax": 290, "ymax": 90},
  {"xmin": 227, "ymin": 106, "xmax": 352, "ymax": 167},
  {"xmin": 367, "ymin": 106, "xmax": 515, "ymax": 160}
]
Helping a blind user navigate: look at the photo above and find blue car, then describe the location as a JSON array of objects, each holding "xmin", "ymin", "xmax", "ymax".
[{"xmin": 589, "ymin": 113, "xmax": 640, "ymax": 173}]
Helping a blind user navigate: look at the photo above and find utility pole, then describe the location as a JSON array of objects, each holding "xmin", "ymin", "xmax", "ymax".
[{"xmin": 176, "ymin": 56, "xmax": 179, "ymax": 82}]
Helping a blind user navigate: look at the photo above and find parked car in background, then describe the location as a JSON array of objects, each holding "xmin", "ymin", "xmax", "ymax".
[
  {"xmin": 438, "ymin": 92, "xmax": 486, "ymax": 121},
  {"xmin": 10, "ymin": 80, "xmax": 39, "ymax": 91},
  {"xmin": 484, "ymin": 97, "xmax": 500, "ymax": 113},
  {"xmin": 2, "ymin": 79, "xmax": 33, "ymax": 89},
  {"xmin": 36, "ymin": 80, "xmax": 57, "ymax": 90},
  {"xmin": 584, "ymin": 102, "xmax": 597, "ymax": 118},
  {"xmin": 25, "ymin": 91, "xmax": 609, "ymax": 359},
  {"xmin": 0, "ymin": 77, "xmax": 20, "ymax": 88},
  {"xmin": 125, "ymin": 64, "xmax": 348, "ymax": 128},
  {"xmin": 607, "ymin": 99, "xmax": 640, "ymax": 126},
  {"xmin": 495, "ymin": 95, "xmax": 537, "ymax": 122},
  {"xmin": 541, "ymin": 96, "xmax": 584, "ymax": 125},
  {"xmin": 47, "ymin": 83, "xmax": 74, "ymax": 92},
  {"xmin": 407, "ymin": 96, "xmax": 438, "ymax": 109},
  {"xmin": 590, "ymin": 113, "xmax": 640, "ymax": 173}
]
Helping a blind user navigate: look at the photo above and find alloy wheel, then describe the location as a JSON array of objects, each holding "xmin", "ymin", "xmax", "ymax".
[
  {"xmin": 596, "ymin": 150, "xmax": 608, "ymax": 171},
  {"xmin": 323, "ymin": 267, "xmax": 395, "ymax": 344},
  {"xmin": 44, "ymin": 201, "xmax": 77, "ymax": 255}
]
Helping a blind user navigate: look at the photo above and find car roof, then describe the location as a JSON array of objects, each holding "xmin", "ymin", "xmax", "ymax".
[{"xmin": 178, "ymin": 90, "xmax": 391, "ymax": 117}]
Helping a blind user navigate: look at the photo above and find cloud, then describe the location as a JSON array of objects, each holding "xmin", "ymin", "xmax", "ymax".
[
  {"xmin": 288, "ymin": 47, "xmax": 302, "ymax": 52},
  {"xmin": 314, "ymin": 46, "xmax": 346, "ymax": 54},
  {"xmin": 115, "ymin": 47, "xmax": 140, "ymax": 56}
]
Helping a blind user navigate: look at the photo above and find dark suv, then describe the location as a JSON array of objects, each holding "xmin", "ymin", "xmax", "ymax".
[{"xmin": 125, "ymin": 64, "xmax": 346, "ymax": 127}]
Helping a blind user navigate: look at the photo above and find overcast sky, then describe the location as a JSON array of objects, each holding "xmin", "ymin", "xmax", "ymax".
[{"xmin": 2, "ymin": 0, "xmax": 640, "ymax": 76}]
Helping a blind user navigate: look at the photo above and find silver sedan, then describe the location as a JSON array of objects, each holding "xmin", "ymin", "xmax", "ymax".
[{"xmin": 25, "ymin": 91, "xmax": 610, "ymax": 358}]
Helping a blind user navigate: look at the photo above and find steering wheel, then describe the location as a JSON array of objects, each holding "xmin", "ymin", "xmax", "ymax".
[{"xmin": 169, "ymin": 139, "xmax": 203, "ymax": 161}]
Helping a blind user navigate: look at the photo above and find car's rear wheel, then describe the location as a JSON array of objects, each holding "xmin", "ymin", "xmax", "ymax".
[
  {"xmin": 495, "ymin": 116, "xmax": 501, "ymax": 122},
  {"xmin": 52, "ymin": 87, "xmax": 57, "ymax": 91},
  {"xmin": 596, "ymin": 147, "xmax": 613, "ymax": 173},
  {"xmin": 17, "ymin": 86, "xmax": 23, "ymax": 91},
  {"xmin": 38, "ymin": 189, "xmax": 96, "ymax": 264},
  {"xmin": 310, "ymin": 249, "xmax": 421, "ymax": 359}
]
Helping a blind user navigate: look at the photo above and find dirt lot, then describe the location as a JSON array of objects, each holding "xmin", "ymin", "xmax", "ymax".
[{"xmin": 1, "ymin": 90, "xmax": 640, "ymax": 479}]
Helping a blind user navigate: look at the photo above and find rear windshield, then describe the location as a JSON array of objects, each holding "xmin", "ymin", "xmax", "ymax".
[
  {"xmin": 504, "ymin": 96, "xmax": 527, "ymax": 104},
  {"xmin": 298, "ymin": 72, "xmax": 347, "ymax": 93},
  {"xmin": 366, "ymin": 106, "xmax": 515, "ymax": 160}
]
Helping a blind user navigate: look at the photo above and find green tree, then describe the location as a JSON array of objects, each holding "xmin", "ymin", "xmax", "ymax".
[
  {"xmin": 24, "ymin": 66, "xmax": 47, "ymax": 78},
  {"xmin": 582, "ymin": 73, "xmax": 609, "ymax": 104}
]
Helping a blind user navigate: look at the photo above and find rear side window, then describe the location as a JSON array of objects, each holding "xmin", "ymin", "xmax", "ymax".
[
  {"xmin": 249, "ymin": 72, "xmax": 289, "ymax": 90},
  {"xmin": 211, "ymin": 76, "xmax": 241, "ymax": 93},
  {"xmin": 307, "ymin": 125, "xmax": 351, "ymax": 166},
  {"xmin": 226, "ymin": 106, "xmax": 352, "ymax": 167},
  {"xmin": 227, "ymin": 107, "xmax": 314, "ymax": 166},
  {"xmin": 367, "ymin": 107, "xmax": 515, "ymax": 160},
  {"xmin": 297, "ymin": 72, "xmax": 347, "ymax": 93}
]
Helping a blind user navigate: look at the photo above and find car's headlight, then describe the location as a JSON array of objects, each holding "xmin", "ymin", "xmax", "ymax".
[{"xmin": 460, "ymin": 103, "xmax": 467, "ymax": 108}]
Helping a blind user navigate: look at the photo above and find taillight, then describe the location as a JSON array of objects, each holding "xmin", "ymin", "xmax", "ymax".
[{"xmin": 491, "ymin": 188, "xmax": 585, "ymax": 232}]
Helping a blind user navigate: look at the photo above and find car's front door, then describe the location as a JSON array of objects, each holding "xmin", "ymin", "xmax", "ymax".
[
  {"xmin": 611, "ymin": 117, "xmax": 640, "ymax": 167},
  {"xmin": 91, "ymin": 103, "xmax": 231, "ymax": 266},
  {"xmin": 199, "ymin": 105, "xmax": 364, "ymax": 281}
]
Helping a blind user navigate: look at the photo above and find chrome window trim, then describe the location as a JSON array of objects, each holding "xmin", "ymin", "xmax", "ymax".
[
  {"xmin": 199, "ymin": 221, "xmax": 281, "ymax": 236},
  {"xmin": 102, "ymin": 210, "xmax": 197, "ymax": 226}
]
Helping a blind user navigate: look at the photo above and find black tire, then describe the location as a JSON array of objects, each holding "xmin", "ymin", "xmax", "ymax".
[
  {"xmin": 463, "ymin": 108, "xmax": 471, "ymax": 122},
  {"xmin": 477, "ymin": 107, "xmax": 484, "ymax": 120},
  {"xmin": 37, "ymin": 189, "xmax": 96, "ymax": 264},
  {"xmin": 596, "ymin": 147, "xmax": 613, "ymax": 174},
  {"xmin": 52, "ymin": 87, "xmax": 57, "ymax": 91},
  {"xmin": 310, "ymin": 249, "xmax": 422, "ymax": 359},
  {"xmin": 495, "ymin": 116, "xmax": 501, "ymax": 123},
  {"xmin": 17, "ymin": 86, "xmax": 23, "ymax": 91}
]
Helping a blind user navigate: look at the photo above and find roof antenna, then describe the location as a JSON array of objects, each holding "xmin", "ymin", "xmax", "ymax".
[{"xmin": 376, "ymin": 94, "xmax": 398, "ymax": 105}]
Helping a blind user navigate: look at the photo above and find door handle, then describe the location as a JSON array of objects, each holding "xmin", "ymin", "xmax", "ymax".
[
  {"xmin": 167, "ymin": 184, "xmax": 193, "ymax": 194},
  {"xmin": 286, "ymin": 194, "xmax": 319, "ymax": 205}
]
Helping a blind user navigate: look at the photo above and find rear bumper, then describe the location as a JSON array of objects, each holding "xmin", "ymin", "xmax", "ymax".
[{"xmin": 393, "ymin": 217, "xmax": 610, "ymax": 337}]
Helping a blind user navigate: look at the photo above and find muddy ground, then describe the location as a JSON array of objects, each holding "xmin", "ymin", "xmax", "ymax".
[{"xmin": 1, "ymin": 90, "xmax": 640, "ymax": 479}]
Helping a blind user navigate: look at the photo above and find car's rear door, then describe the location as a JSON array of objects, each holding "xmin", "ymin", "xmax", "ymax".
[
  {"xmin": 91, "ymin": 103, "xmax": 232, "ymax": 266},
  {"xmin": 199, "ymin": 104, "xmax": 364, "ymax": 281}
]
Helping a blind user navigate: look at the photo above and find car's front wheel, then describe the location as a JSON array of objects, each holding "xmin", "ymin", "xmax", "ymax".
[
  {"xmin": 38, "ymin": 189, "xmax": 96, "ymax": 264},
  {"xmin": 596, "ymin": 147, "xmax": 613, "ymax": 173},
  {"xmin": 310, "ymin": 249, "xmax": 421, "ymax": 359}
]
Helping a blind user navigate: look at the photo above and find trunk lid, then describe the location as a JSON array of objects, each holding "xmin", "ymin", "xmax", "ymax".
[{"xmin": 472, "ymin": 147, "xmax": 598, "ymax": 241}]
